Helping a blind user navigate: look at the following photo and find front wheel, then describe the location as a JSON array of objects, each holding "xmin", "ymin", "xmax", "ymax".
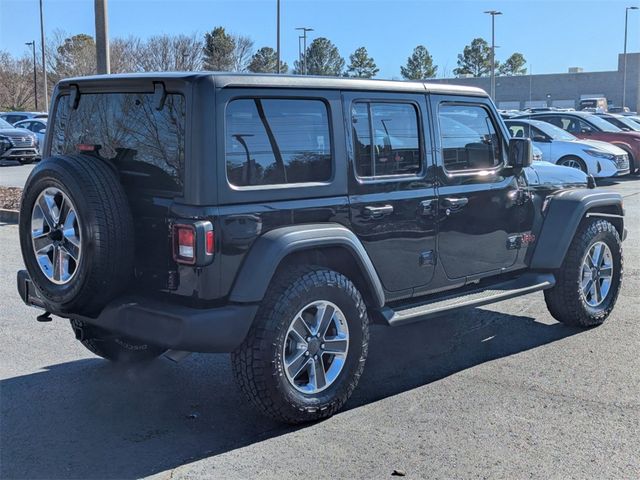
[
  {"xmin": 558, "ymin": 156, "xmax": 587, "ymax": 173},
  {"xmin": 544, "ymin": 218, "xmax": 623, "ymax": 327},
  {"xmin": 231, "ymin": 266, "xmax": 369, "ymax": 424}
]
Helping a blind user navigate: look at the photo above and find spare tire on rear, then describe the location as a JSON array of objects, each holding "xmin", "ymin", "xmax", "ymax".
[{"xmin": 19, "ymin": 154, "xmax": 134, "ymax": 315}]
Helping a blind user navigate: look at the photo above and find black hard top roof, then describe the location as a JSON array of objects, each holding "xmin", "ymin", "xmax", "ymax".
[{"xmin": 58, "ymin": 71, "xmax": 488, "ymax": 97}]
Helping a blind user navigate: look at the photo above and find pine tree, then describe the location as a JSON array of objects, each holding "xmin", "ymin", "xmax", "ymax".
[
  {"xmin": 203, "ymin": 27, "xmax": 235, "ymax": 71},
  {"xmin": 498, "ymin": 52, "xmax": 527, "ymax": 76},
  {"xmin": 248, "ymin": 47, "xmax": 288, "ymax": 73},
  {"xmin": 346, "ymin": 47, "xmax": 379, "ymax": 78},
  {"xmin": 453, "ymin": 38, "xmax": 492, "ymax": 77},
  {"xmin": 400, "ymin": 45, "xmax": 437, "ymax": 80},
  {"xmin": 293, "ymin": 37, "xmax": 345, "ymax": 76}
]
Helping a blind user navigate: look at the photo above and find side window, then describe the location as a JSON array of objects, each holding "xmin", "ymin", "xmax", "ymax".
[
  {"xmin": 33, "ymin": 122, "xmax": 46, "ymax": 133},
  {"xmin": 225, "ymin": 98, "xmax": 332, "ymax": 187},
  {"xmin": 439, "ymin": 104, "xmax": 503, "ymax": 172},
  {"xmin": 508, "ymin": 124, "xmax": 526, "ymax": 138},
  {"xmin": 352, "ymin": 102, "xmax": 421, "ymax": 178}
]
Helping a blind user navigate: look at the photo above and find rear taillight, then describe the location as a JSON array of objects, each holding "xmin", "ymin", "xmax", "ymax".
[
  {"xmin": 173, "ymin": 224, "xmax": 196, "ymax": 264},
  {"xmin": 172, "ymin": 221, "xmax": 215, "ymax": 266}
]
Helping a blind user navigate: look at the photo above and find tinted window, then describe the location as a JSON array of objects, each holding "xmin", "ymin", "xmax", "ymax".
[
  {"xmin": 225, "ymin": 98, "xmax": 332, "ymax": 187},
  {"xmin": 439, "ymin": 104, "xmax": 502, "ymax": 172},
  {"xmin": 352, "ymin": 102, "xmax": 421, "ymax": 178},
  {"xmin": 32, "ymin": 122, "xmax": 46, "ymax": 134},
  {"xmin": 6, "ymin": 115, "xmax": 26, "ymax": 124},
  {"xmin": 51, "ymin": 93, "xmax": 186, "ymax": 192}
]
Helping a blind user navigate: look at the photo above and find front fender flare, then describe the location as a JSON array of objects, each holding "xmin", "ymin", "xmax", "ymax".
[
  {"xmin": 228, "ymin": 223, "xmax": 385, "ymax": 308},
  {"xmin": 530, "ymin": 189, "xmax": 624, "ymax": 270}
]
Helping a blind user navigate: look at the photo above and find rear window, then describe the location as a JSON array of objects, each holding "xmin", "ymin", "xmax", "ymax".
[
  {"xmin": 225, "ymin": 98, "xmax": 332, "ymax": 187},
  {"xmin": 51, "ymin": 92, "xmax": 186, "ymax": 193}
]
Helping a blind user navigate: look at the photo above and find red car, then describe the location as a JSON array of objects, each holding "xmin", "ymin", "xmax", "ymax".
[{"xmin": 521, "ymin": 111, "xmax": 640, "ymax": 174}]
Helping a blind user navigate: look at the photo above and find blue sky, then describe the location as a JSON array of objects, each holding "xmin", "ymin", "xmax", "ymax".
[{"xmin": 1, "ymin": 0, "xmax": 639, "ymax": 78}]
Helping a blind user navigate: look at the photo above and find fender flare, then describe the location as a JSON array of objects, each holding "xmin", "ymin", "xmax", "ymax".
[
  {"xmin": 228, "ymin": 223, "xmax": 385, "ymax": 308},
  {"xmin": 530, "ymin": 189, "xmax": 624, "ymax": 270}
]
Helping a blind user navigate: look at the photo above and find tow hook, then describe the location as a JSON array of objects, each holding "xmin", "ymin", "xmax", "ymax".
[{"xmin": 36, "ymin": 311, "xmax": 52, "ymax": 322}]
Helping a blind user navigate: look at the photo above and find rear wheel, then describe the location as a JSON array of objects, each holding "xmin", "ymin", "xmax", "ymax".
[
  {"xmin": 231, "ymin": 266, "xmax": 369, "ymax": 424},
  {"xmin": 558, "ymin": 156, "xmax": 587, "ymax": 173},
  {"xmin": 544, "ymin": 219, "xmax": 622, "ymax": 327},
  {"xmin": 70, "ymin": 319, "xmax": 165, "ymax": 363}
]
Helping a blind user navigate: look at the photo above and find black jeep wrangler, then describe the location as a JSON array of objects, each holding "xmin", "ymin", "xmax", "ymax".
[{"xmin": 17, "ymin": 73, "xmax": 625, "ymax": 424}]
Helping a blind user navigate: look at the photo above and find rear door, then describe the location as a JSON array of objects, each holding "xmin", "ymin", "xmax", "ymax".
[
  {"xmin": 344, "ymin": 92, "xmax": 437, "ymax": 298},
  {"xmin": 431, "ymin": 95, "xmax": 531, "ymax": 281}
]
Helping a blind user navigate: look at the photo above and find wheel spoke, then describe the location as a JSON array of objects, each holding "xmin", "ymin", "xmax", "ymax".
[
  {"xmin": 322, "ymin": 337, "xmax": 348, "ymax": 354},
  {"xmin": 61, "ymin": 238, "xmax": 80, "ymax": 261},
  {"xmin": 58, "ymin": 197, "xmax": 70, "ymax": 225},
  {"xmin": 32, "ymin": 233, "xmax": 53, "ymax": 253},
  {"xmin": 582, "ymin": 279, "xmax": 594, "ymax": 297},
  {"xmin": 52, "ymin": 246, "xmax": 62, "ymax": 281},
  {"xmin": 37, "ymin": 195, "xmax": 56, "ymax": 229},
  {"xmin": 291, "ymin": 315, "xmax": 312, "ymax": 339},
  {"xmin": 599, "ymin": 266, "xmax": 613, "ymax": 278},
  {"xmin": 286, "ymin": 352, "xmax": 310, "ymax": 380},
  {"xmin": 316, "ymin": 303, "xmax": 335, "ymax": 338},
  {"xmin": 593, "ymin": 244, "xmax": 604, "ymax": 268},
  {"xmin": 594, "ymin": 280, "xmax": 603, "ymax": 304},
  {"xmin": 310, "ymin": 356, "xmax": 327, "ymax": 390}
]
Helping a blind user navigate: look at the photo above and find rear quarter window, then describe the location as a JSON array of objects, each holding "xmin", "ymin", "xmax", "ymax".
[
  {"xmin": 225, "ymin": 98, "xmax": 332, "ymax": 187},
  {"xmin": 50, "ymin": 92, "xmax": 186, "ymax": 193}
]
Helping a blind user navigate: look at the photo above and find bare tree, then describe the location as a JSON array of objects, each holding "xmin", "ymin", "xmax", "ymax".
[
  {"xmin": 232, "ymin": 35, "xmax": 254, "ymax": 72},
  {"xmin": 0, "ymin": 51, "xmax": 35, "ymax": 110},
  {"xmin": 110, "ymin": 36, "xmax": 142, "ymax": 73},
  {"xmin": 136, "ymin": 34, "xmax": 203, "ymax": 72}
]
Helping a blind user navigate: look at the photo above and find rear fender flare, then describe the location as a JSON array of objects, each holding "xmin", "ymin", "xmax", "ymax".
[{"xmin": 228, "ymin": 223, "xmax": 385, "ymax": 308}]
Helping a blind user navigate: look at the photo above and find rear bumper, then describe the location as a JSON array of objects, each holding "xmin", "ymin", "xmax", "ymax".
[{"xmin": 17, "ymin": 270, "xmax": 258, "ymax": 353}]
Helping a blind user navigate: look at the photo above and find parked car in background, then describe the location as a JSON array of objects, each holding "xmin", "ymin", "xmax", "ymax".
[
  {"xmin": 0, "ymin": 118, "xmax": 39, "ymax": 164},
  {"xmin": 595, "ymin": 113, "xmax": 640, "ymax": 132},
  {"xmin": 13, "ymin": 118, "xmax": 47, "ymax": 154},
  {"xmin": 578, "ymin": 98, "xmax": 608, "ymax": 113},
  {"xmin": 518, "ymin": 111, "xmax": 640, "ymax": 173},
  {"xmin": 0, "ymin": 111, "xmax": 48, "ymax": 125},
  {"xmin": 608, "ymin": 106, "xmax": 631, "ymax": 114},
  {"xmin": 626, "ymin": 116, "xmax": 640, "ymax": 127},
  {"xmin": 505, "ymin": 118, "xmax": 629, "ymax": 177}
]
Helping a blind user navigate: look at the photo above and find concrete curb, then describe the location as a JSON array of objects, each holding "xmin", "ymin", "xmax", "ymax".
[{"xmin": 0, "ymin": 209, "xmax": 19, "ymax": 223}]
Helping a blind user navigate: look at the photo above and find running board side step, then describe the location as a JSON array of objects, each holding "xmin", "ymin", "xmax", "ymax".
[{"xmin": 380, "ymin": 273, "xmax": 556, "ymax": 327}]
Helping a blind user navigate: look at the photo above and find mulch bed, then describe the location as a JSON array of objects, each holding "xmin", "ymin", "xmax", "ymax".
[{"xmin": 0, "ymin": 187, "xmax": 22, "ymax": 210}]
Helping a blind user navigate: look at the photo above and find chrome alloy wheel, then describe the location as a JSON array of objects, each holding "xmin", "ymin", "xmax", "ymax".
[
  {"xmin": 581, "ymin": 241, "xmax": 613, "ymax": 307},
  {"xmin": 561, "ymin": 158, "xmax": 584, "ymax": 171},
  {"xmin": 283, "ymin": 300, "xmax": 349, "ymax": 394},
  {"xmin": 31, "ymin": 187, "xmax": 81, "ymax": 285}
]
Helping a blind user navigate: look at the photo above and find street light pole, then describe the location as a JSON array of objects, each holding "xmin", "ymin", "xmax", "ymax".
[
  {"xmin": 623, "ymin": 6, "xmax": 639, "ymax": 109},
  {"xmin": 25, "ymin": 42, "xmax": 38, "ymax": 111},
  {"xmin": 94, "ymin": 0, "xmax": 110, "ymax": 74},
  {"xmin": 295, "ymin": 27, "xmax": 313, "ymax": 74},
  {"xmin": 39, "ymin": 0, "xmax": 48, "ymax": 111},
  {"xmin": 276, "ymin": 0, "xmax": 281, "ymax": 74},
  {"xmin": 484, "ymin": 10, "xmax": 502, "ymax": 101}
]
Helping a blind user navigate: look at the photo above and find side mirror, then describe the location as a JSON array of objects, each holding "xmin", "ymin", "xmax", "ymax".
[{"xmin": 508, "ymin": 137, "xmax": 533, "ymax": 168}]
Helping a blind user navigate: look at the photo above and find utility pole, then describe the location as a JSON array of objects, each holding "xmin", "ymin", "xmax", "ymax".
[
  {"xmin": 295, "ymin": 27, "xmax": 313, "ymax": 74},
  {"xmin": 25, "ymin": 41, "xmax": 38, "ymax": 111},
  {"xmin": 276, "ymin": 0, "xmax": 281, "ymax": 73},
  {"xmin": 623, "ymin": 6, "xmax": 639, "ymax": 109},
  {"xmin": 484, "ymin": 10, "xmax": 502, "ymax": 101},
  {"xmin": 39, "ymin": 0, "xmax": 48, "ymax": 111},
  {"xmin": 298, "ymin": 35, "xmax": 304, "ymax": 68},
  {"xmin": 94, "ymin": 0, "xmax": 110, "ymax": 74}
]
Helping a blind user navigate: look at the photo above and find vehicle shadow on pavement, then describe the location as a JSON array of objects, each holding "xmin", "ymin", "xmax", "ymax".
[{"xmin": 0, "ymin": 308, "xmax": 581, "ymax": 479}]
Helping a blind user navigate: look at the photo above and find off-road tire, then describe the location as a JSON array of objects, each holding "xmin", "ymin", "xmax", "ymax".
[
  {"xmin": 544, "ymin": 218, "xmax": 623, "ymax": 327},
  {"xmin": 231, "ymin": 266, "xmax": 369, "ymax": 424},
  {"xmin": 70, "ymin": 319, "xmax": 165, "ymax": 363},
  {"xmin": 19, "ymin": 154, "xmax": 134, "ymax": 315}
]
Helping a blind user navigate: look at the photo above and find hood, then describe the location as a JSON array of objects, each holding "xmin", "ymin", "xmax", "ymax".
[
  {"xmin": 525, "ymin": 161, "xmax": 588, "ymax": 188},
  {"xmin": 577, "ymin": 139, "xmax": 627, "ymax": 155}
]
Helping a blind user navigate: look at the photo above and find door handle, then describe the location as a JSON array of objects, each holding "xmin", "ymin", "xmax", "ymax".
[
  {"xmin": 442, "ymin": 197, "xmax": 469, "ymax": 209},
  {"xmin": 419, "ymin": 199, "xmax": 437, "ymax": 216},
  {"xmin": 364, "ymin": 205, "xmax": 394, "ymax": 218}
]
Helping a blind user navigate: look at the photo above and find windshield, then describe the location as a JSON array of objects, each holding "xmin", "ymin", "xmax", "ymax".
[
  {"xmin": 613, "ymin": 116, "xmax": 640, "ymax": 131},
  {"xmin": 533, "ymin": 121, "xmax": 577, "ymax": 141},
  {"xmin": 585, "ymin": 114, "xmax": 622, "ymax": 132},
  {"xmin": 0, "ymin": 118, "xmax": 13, "ymax": 129}
]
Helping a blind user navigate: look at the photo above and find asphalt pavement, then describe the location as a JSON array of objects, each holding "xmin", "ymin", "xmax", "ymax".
[
  {"xmin": 0, "ymin": 178, "xmax": 639, "ymax": 479},
  {"xmin": 0, "ymin": 162, "xmax": 35, "ymax": 187}
]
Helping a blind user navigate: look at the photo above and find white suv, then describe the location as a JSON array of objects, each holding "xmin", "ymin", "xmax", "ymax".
[{"xmin": 506, "ymin": 118, "xmax": 629, "ymax": 177}]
